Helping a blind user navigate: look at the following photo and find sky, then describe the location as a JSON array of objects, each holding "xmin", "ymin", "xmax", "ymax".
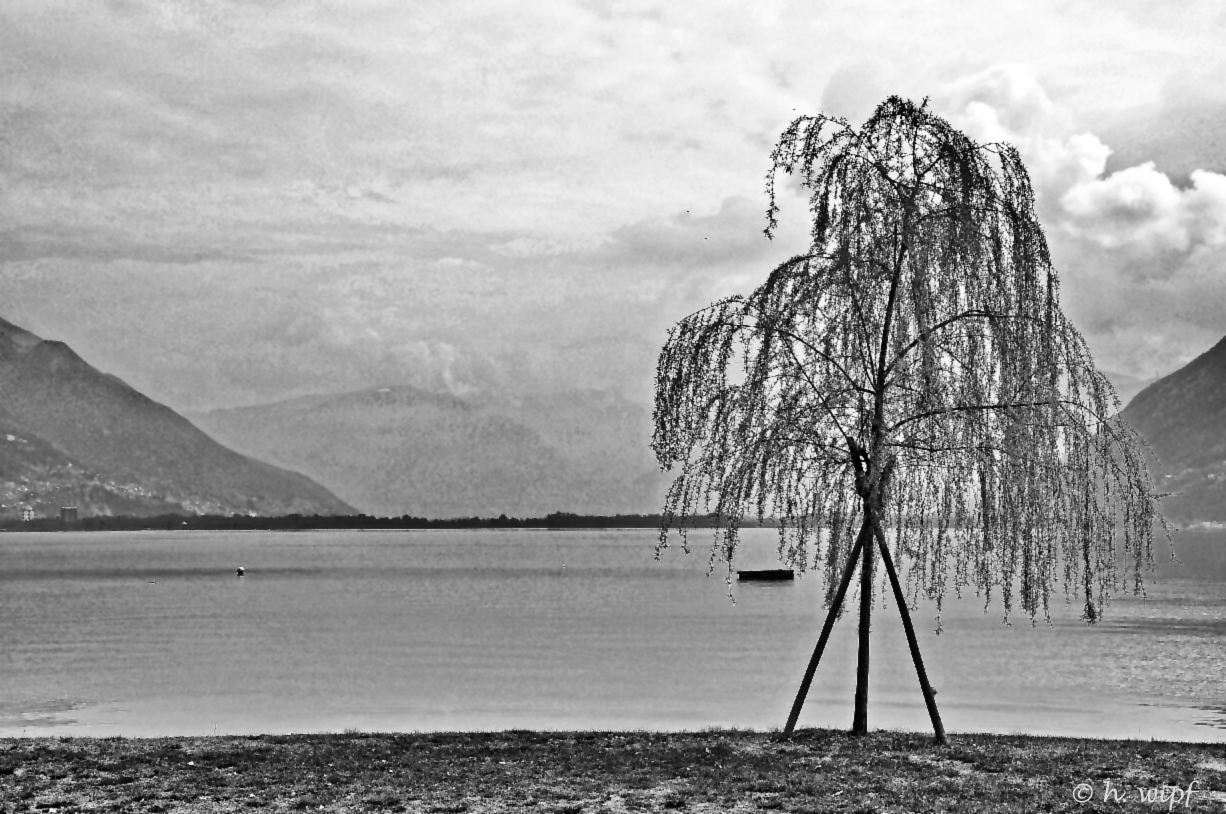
[{"xmin": 2, "ymin": 0, "xmax": 1225, "ymax": 412}]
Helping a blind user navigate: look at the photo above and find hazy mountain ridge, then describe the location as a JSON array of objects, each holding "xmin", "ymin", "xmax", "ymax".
[
  {"xmin": 190, "ymin": 385, "xmax": 671, "ymax": 519},
  {"xmin": 1121, "ymin": 334, "xmax": 1226, "ymax": 525},
  {"xmin": 0, "ymin": 316, "xmax": 353, "ymax": 518}
]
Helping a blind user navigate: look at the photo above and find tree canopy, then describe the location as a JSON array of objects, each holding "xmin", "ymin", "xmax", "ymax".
[{"xmin": 651, "ymin": 96, "xmax": 1166, "ymax": 629}]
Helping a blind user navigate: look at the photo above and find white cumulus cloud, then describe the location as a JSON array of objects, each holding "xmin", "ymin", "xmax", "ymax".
[{"xmin": 937, "ymin": 64, "xmax": 1226, "ymax": 384}]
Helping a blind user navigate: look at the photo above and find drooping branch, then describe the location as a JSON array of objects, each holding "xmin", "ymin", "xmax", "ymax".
[{"xmin": 654, "ymin": 95, "xmax": 1166, "ymax": 626}]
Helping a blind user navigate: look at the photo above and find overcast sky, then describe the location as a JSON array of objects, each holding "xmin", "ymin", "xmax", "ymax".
[{"xmin": 2, "ymin": 1, "xmax": 1225, "ymax": 411}]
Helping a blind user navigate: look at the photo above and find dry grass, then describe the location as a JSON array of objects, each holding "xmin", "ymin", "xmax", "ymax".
[{"xmin": 1, "ymin": 728, "xmax": 1224, "ymax": 813}]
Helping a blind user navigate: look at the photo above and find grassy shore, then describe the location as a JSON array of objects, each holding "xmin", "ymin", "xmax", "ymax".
[{"xmin": 1, "ymin": 728, "xmax": 1224, "ymax": 813}]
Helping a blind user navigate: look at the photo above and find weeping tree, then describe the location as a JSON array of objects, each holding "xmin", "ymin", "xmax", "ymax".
[{"xmin": 651, "ymin": 97, "xmax": 1165, "ymax": 743}]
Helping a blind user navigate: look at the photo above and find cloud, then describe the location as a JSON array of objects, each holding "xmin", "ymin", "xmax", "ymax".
[
  {"xmin": 1062, "ymin": 165, "xmax": 1226, "ymax": 256},
  {"xmin": 600, "ymin": 196, "xmax": 783, "ymax": 270},
  {"xmin": 1094, "ymin": 63, "xmax": 1226, "ymax": 187},
  {"xmin": 5, "ymin": 3, "xmax": 1226, "ymax": 414},
  {"xmin": 941, "ymin": 64, "xmax": 1063, "ymax": 138},
  {"xmin": 0, "ymin": 193, "xmax": 797, "ymax": 410},
  {"xmin": 0, "ymin": 0, "xmax": 802, "ymax": 240},
  {"xmin": 820, "ymin": 63, "xmax": 891, "ymax": 127},
  {"xmin": 936, "ymin": 64, "xmax": 1226, "ymax": 380},
  {"xmin": 939, "ymin": 65, "xmax": 1226, "ymax": 255}
]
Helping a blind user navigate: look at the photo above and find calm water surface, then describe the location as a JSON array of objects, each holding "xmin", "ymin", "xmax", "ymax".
[{"xmin": 1, "ymin": 528, "xmax": 1223, "ymax": 740}]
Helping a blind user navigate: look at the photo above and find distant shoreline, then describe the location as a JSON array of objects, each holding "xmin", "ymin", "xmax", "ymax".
[
  {"xmin": 3, "ymin": 729, "xmax": 1223, "ymax": 812},
  {"xmin": 0, "ymin": 511, "xmax": 781, "ymax": 533}
]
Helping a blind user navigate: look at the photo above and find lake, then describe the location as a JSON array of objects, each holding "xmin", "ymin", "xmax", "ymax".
[{"xmin": 0, "ymin": 528, "xmax": 1223, "ymax": 741}]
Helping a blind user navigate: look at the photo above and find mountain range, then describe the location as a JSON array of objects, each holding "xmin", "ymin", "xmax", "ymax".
[
  {"xmin": 1121, "ymin": 335, "xmax": 1226, "ymax": 526},
  {"xmin": 4, "ymin": 308, "xmax": 1223, "ymax": 527},
  {"xmin": 189, "ymin": 349, "xmax": 1226, "ymax": 525},
  {"xmin": 189, "ymin": 386, "xmax": 669, "ymax": 519},
  {"xmin": 0, "ymin": 317, "xmax": 352, "ymax": 519}
]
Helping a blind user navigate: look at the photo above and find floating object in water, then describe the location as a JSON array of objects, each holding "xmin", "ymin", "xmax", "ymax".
[
  {"xmin": 236, "ymin": 566, "xmax": 245, "ymax": 577},
  {"xmin": 736, "ymin": 568, "xmax": 794, "ymax": 581}
]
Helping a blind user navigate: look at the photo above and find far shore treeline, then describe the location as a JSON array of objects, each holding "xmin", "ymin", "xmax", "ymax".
[{"xmin": 0, "ymin": 511, "xmax": 782, "ymax": 533}]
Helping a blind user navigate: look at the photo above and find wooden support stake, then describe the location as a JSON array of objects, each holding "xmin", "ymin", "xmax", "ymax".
[
  {"xmin": 873, "ymin": 522, "xmax": 946, "ymax": 744},
  {"xmin": 782, "ymin": 516, "xmax": 870, "ymax": 738}
]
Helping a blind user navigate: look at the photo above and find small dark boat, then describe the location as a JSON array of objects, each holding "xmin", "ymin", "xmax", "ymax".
[
  {"xmin": 236, "ymin": 566, "xmax": 245, "ymax": 577},
  {"xmin": 736, "ymin": 568, "xmax": 794, "ymax": 581}
]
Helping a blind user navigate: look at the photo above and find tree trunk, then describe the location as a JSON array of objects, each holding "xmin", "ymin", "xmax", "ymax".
[{"xmin": 851, "ymin": 504, "xmax": 874, "ymax": 735}]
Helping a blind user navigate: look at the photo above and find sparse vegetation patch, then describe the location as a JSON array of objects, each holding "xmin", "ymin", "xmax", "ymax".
[{"xmin": 1, "ymin": 729, "xmax": 1223, "ymax": 813}]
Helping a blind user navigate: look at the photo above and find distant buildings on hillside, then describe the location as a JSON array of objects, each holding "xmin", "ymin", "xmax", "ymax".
[{"xmin": 11, "ymin": 506, "xmax": 79, "ymax": 522}]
